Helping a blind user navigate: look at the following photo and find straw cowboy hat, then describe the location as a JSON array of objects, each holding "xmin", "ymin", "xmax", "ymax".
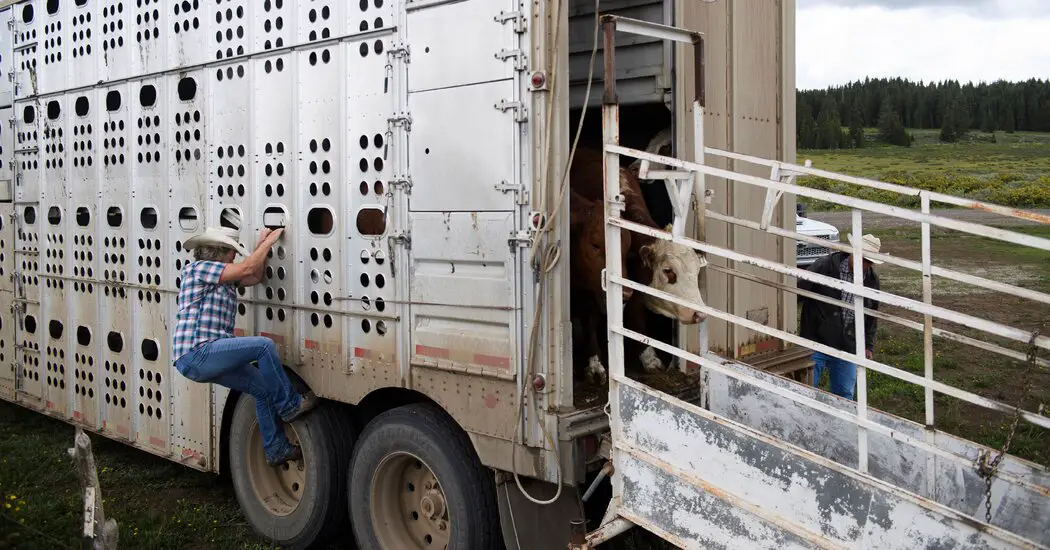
[
  {"xmin": 183, "ymin": 227, "xmax": 249, "ymax": 257},
  {"xmin": 846, "ymin": 233, "xmax": 884, "ymax": 265}
]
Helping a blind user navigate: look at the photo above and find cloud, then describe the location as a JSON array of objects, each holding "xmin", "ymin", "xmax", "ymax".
[
  {"xmin": 796, "ymin": 3, "xmax": 1050, "ymax": 89},
  {"xmin": 799, "ymin": 0, "xmax": 1050, "ymax": 17}
]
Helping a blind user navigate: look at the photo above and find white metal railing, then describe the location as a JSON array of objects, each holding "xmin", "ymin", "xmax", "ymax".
[{"xmin": 586, "ymin": 13, "xmax": 1049, "ymax": 550}]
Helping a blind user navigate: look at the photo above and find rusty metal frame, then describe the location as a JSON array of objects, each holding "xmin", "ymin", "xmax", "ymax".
[{"xmin": 595, "ymin": 14, "xmax": 706, "ymax": 548}]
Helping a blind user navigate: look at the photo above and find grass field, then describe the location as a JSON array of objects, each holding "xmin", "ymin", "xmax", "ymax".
[{"xmin": 798, "ymin": 129, "xmax": 1050, "ymax": 209}]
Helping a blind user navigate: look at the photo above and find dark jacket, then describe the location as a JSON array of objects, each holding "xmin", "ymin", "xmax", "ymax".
[{"xmin": 798, "ymin": 252, "xmax": 880, "ymax": 354}]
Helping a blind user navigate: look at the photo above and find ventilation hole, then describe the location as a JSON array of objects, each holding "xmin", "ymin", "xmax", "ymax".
[
  {"xmin": 49, "ymin": 320, "xmax": 63, "ymax": 339},
  {"xmin": 307, "ymin": 208, "xmax": 334, "ymax": 236},
  {"xmin": 23, "ymin": 106, "xmax": 35, "ymax": 124},
  {"xmin": 141, "ymin": 339, "xmax": 159, "ymax": 361},
  {"xmin": 177, "ymin": 77, "xmax": 198, "ymax": 101},
  {"xmin": 46, "ymin": 0, "xmax": 59, "ymax": 15},
  {"xmin": 75, "ymin": 96, "xmax": 90, "ymax": 117},
  {"xmin": 22, "ymin": 4, "xmax": 33, "ymax": 23},
  {"xmin": 24, "ymin": 315, "xmax": 37, "ymax": 333},
  {"xmin": 107, "ymin": 207, "xmax": 123, "ymax": 227},
  {"xmin": 77, "ymin": 326, "xmax": 91, "ymax": 347},
  {"xmin": 140, "ymin": 207, "xmax": 158, "ymax": 229},
  {"xmin": 47, "ymin": 101, "xmax": 61, "ymax": 120},
  {"xmin": 23, "ymin": 206, "xmax": 36, "ymax": 224},
  {"xmin": 139, "ymin": 85, "xmax": 157, "ymax": 107},
  {"xmin": 47, "ymin": 206, "xmax": 62, "ymax": 225},
  {"xmin": 356, "ymin": 208, "xmax": 386, "ymax": 236},
  {"xmin": 178, "ymin": 207, "xmax": 198, "ymax": 231},
  {"xmin": 220, "ymin": 208, "xmax": 242, "ymax": 230}
]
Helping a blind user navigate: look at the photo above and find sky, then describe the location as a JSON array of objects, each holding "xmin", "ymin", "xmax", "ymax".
[{"xmin": 796, "ymin": 0, "xmax": 1050, "ymax": 90}]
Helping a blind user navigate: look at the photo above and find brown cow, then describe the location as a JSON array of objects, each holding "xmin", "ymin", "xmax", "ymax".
[
  {"xmin": 570, "ymin": 146, "xmax": 707, "ymax": 373},
  {"xmin": 568, "ymin": 179, "xmax": 634, "ymax": 384}
]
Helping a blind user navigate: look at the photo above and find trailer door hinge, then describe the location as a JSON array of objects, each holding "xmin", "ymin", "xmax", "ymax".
[
  {"xmin": 495, "ymin": 180, "xmax": 529, "ymax": 205},
  {"xmin": 495, "ymin": 10, "xmax": 526, "ymax": 33},
  {"xmin": 508, "ymin": 230, "xmax": 533, "ymax": 252},
  {"xmin": 387, "ymin": 113, "xmax": 412, "ymax": 132},
  {"xmin": 390, "ymin": 231, "xmax": 411, "ymax": 250},
  {"xmin": 495, "ymin": 100, "xmax": 527, "ymax": 123},
  {"xmin": 495, "ymin": 49, "xmax": 528, "ymax": 71},
  {"xmin": 390, "ymin": 176, "xmax": 412, "ymax": 193},
  {"xmin": 387, "ymin": 44, "xmax": 410, "ymax": 61}
]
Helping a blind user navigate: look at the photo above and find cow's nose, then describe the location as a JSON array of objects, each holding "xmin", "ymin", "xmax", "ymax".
[
  {"xmin": 622, "ymin": 288, "xmax": 634, "ymax": 301},
  {"xmin": 692, "ymin": 311, "xmax": 705, "ymax": 323}
]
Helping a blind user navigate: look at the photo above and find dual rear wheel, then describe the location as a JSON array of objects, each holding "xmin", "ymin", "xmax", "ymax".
[{"xmin": 229, "ymin": 398, "xmax": 503, "ymax": 550}]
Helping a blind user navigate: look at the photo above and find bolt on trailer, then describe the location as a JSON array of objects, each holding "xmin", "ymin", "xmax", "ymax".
[{"xmin": 576, "ymin": 16, "xmax": 1050, "ymax": 550}]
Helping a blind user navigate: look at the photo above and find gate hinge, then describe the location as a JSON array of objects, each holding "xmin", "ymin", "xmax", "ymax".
[
  {"xmin": 387, "ymin": 44, "xmax": 410, "ymax": 61},
  {"xmin": 495, "ymin": 49, "xmax": 528, "ymax": 72},
  {"xmin": 495, "ymin": 180, "xmax": 529, "ymax": 205},
  {"xmin": 390, "ymin": 231, "xmax": 412, "ymax": 250},
  {"xmin": 6, "ymin": 19, "xmax": 14, "ymax": 31},
  {"xmin": 390, "ymin": 176, "xmax": 412, "ymax": 193},
  {"xmin": 495, "ymin": 10, "xmax": 527, "ymax": 33},
  {"xmin": 495, "ymin": 100, "xmax": 528, "ymax": 123},
  {"xmin": 387, "ymin": 113, "xmax": 412, "ymax": 132},
  {"xmin": 508, "ymin": 230, "xmax": 533, "ymax": 251}
]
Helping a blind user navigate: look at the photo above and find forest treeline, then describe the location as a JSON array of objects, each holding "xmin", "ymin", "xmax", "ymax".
[{"xmin": 798, "ymin": 77, "xmax": 1050, "ymax": 149}]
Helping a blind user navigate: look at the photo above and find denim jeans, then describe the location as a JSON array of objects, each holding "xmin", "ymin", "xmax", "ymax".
[
  {"xmin": 812, "ymin": 351, "xmax": 857, "ymax": 401},
  {"xmin": 175, "ymin": 336, "xmax": 301, "ymax": 463}
]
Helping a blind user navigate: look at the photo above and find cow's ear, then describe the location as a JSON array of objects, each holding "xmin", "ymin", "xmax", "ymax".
[
  {"xmin": 639, "ymin": 244, "xmax": 656, "ymax": 268},
  {"xmin": 569, "ymin": 189, "xmax": 594, "ymax": 230}
]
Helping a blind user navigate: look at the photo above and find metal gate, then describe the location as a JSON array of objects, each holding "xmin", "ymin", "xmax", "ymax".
[{"xmin": 581, "ymin": 16, "xmax": 1050, "ymax": 550}]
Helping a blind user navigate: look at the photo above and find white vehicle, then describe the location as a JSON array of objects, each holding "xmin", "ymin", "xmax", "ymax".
[
  {"xmin": 795, "ymin": 203, "xmax": 840, "ymax": 267},
  {"xmin": 0, "ymin": 0, "xmax": 1047, "ymax": 549}
]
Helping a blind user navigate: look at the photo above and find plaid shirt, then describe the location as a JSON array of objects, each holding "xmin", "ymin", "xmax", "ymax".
[
  {"xmin": 839, "ymin": 258, "xmax": 856, "ymax": 327},
  {"xmin": 172, "ymin": 261, "xmax": 237, "ymax": 361}
]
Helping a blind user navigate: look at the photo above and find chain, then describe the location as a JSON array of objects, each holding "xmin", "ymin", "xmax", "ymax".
[{"xmin": 974, "ymin": 326, "xmax": 1042, "ymax": 523}]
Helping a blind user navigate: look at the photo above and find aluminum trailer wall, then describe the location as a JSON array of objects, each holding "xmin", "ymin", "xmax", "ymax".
[{"xmin": 676, "ymin": 0, "xmax": 797, "ymax": 365}]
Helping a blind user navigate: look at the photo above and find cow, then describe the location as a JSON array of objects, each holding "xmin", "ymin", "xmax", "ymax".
[
  {"xmin": 569, "ymin": 145, "xmax": 707, "ymax": 374},
  {"xmin": 569, "ymin": 186, "xmax": 633, "ymax": 385}
]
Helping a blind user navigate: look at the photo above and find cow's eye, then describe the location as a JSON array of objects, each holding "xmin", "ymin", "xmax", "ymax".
[
  {"xmin": 663, "ymin": 267, "xmax": 677, "ymax": 284},
  {"xmin": 592, "ymin": 243, "xmax": 601, "ymax": 252}
]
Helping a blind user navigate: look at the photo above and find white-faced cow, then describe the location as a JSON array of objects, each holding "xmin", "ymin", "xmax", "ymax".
[{"xmin": 569, "ymin": 145, "xmax": 707, "ymax": 380}]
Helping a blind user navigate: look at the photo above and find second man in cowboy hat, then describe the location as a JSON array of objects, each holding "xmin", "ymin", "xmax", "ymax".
[{"xmin": 798, "ymin": 233, "xmax": 884, "ymax": 400}]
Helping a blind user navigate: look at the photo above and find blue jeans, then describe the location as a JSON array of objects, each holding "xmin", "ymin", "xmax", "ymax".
[
  {"xmin": 175, "ymin": 336, "xmax": 302, "ymax": 463},
  {"xmin": 812, "ymin": 351, "xmax": 857, "ymax": 400}
]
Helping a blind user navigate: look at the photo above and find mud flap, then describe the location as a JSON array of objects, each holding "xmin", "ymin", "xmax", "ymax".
[{"xmin": 496, "ymin": 474, "xmax": 584, "ymax": 550}]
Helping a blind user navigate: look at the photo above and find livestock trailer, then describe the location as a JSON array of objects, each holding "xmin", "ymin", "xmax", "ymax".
[{"xmin": 1, "ymin": 0, "xmax": 1048, "ymax": 548}]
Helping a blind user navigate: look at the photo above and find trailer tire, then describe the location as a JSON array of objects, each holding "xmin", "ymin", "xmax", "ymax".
[
  {"xmin": 228, "ymin": 394, "xmax": 355, "ymax": 549},
  {"xmin": 349, "ymin": 402, "xmax": 503, "ymax": 550}
]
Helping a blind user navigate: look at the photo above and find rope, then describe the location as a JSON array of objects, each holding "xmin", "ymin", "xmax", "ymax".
[{"xmin": 511, "ymin": 0, "xmax": 602, "ymax": 506}]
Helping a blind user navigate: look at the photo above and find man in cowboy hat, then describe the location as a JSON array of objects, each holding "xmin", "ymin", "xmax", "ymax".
[
  {"xmin": 172, "ymin": 225, "xmax": 318, "ymax": 467},
  {"xmin": 798, "ymin": 233, "xmax": 883, "ymax": 400}
]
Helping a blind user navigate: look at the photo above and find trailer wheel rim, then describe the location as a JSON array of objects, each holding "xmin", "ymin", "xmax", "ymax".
[
  {"xmin": 371, "ymin": 452, "xmax": 451, "ymax": 550},
  {"xmin": 246, "ymin": 422, "xmax": 306, "ymax": 517}
]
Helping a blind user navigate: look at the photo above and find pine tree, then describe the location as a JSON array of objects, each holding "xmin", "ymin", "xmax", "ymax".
[
  {"xmin": 877, "ymin": 100, "xmax": 913, "ymax": 147},
  {"xmin": 849, "ymin": 98, "xmax": 865, "ymax": 148},
  {"xmin": 816, "ymin": 96, "xmax": 843, "ymax": 149}
]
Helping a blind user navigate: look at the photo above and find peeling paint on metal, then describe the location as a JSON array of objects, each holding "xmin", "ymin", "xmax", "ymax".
[{"xmin": 614, "ymin": 380, "xmax": 1041, "ymax": 549}]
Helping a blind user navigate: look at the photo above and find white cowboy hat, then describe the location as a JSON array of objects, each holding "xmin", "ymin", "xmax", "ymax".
[
  {"xmin": 846, "ymin": 233, "xmax": 884, "ymax": 265},
  {"xmin": 183, "ymin": 227, "xmax": 249, "ymax": 257}
]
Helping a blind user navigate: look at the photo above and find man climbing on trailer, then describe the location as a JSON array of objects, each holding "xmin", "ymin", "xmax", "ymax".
[
  {"xmin": 798, "ymin": 233, "xmax": 884, "ymax": 400},
  {"xmin": 171, "ymin": 225, "xmax": 318, "ymax": 467}
]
